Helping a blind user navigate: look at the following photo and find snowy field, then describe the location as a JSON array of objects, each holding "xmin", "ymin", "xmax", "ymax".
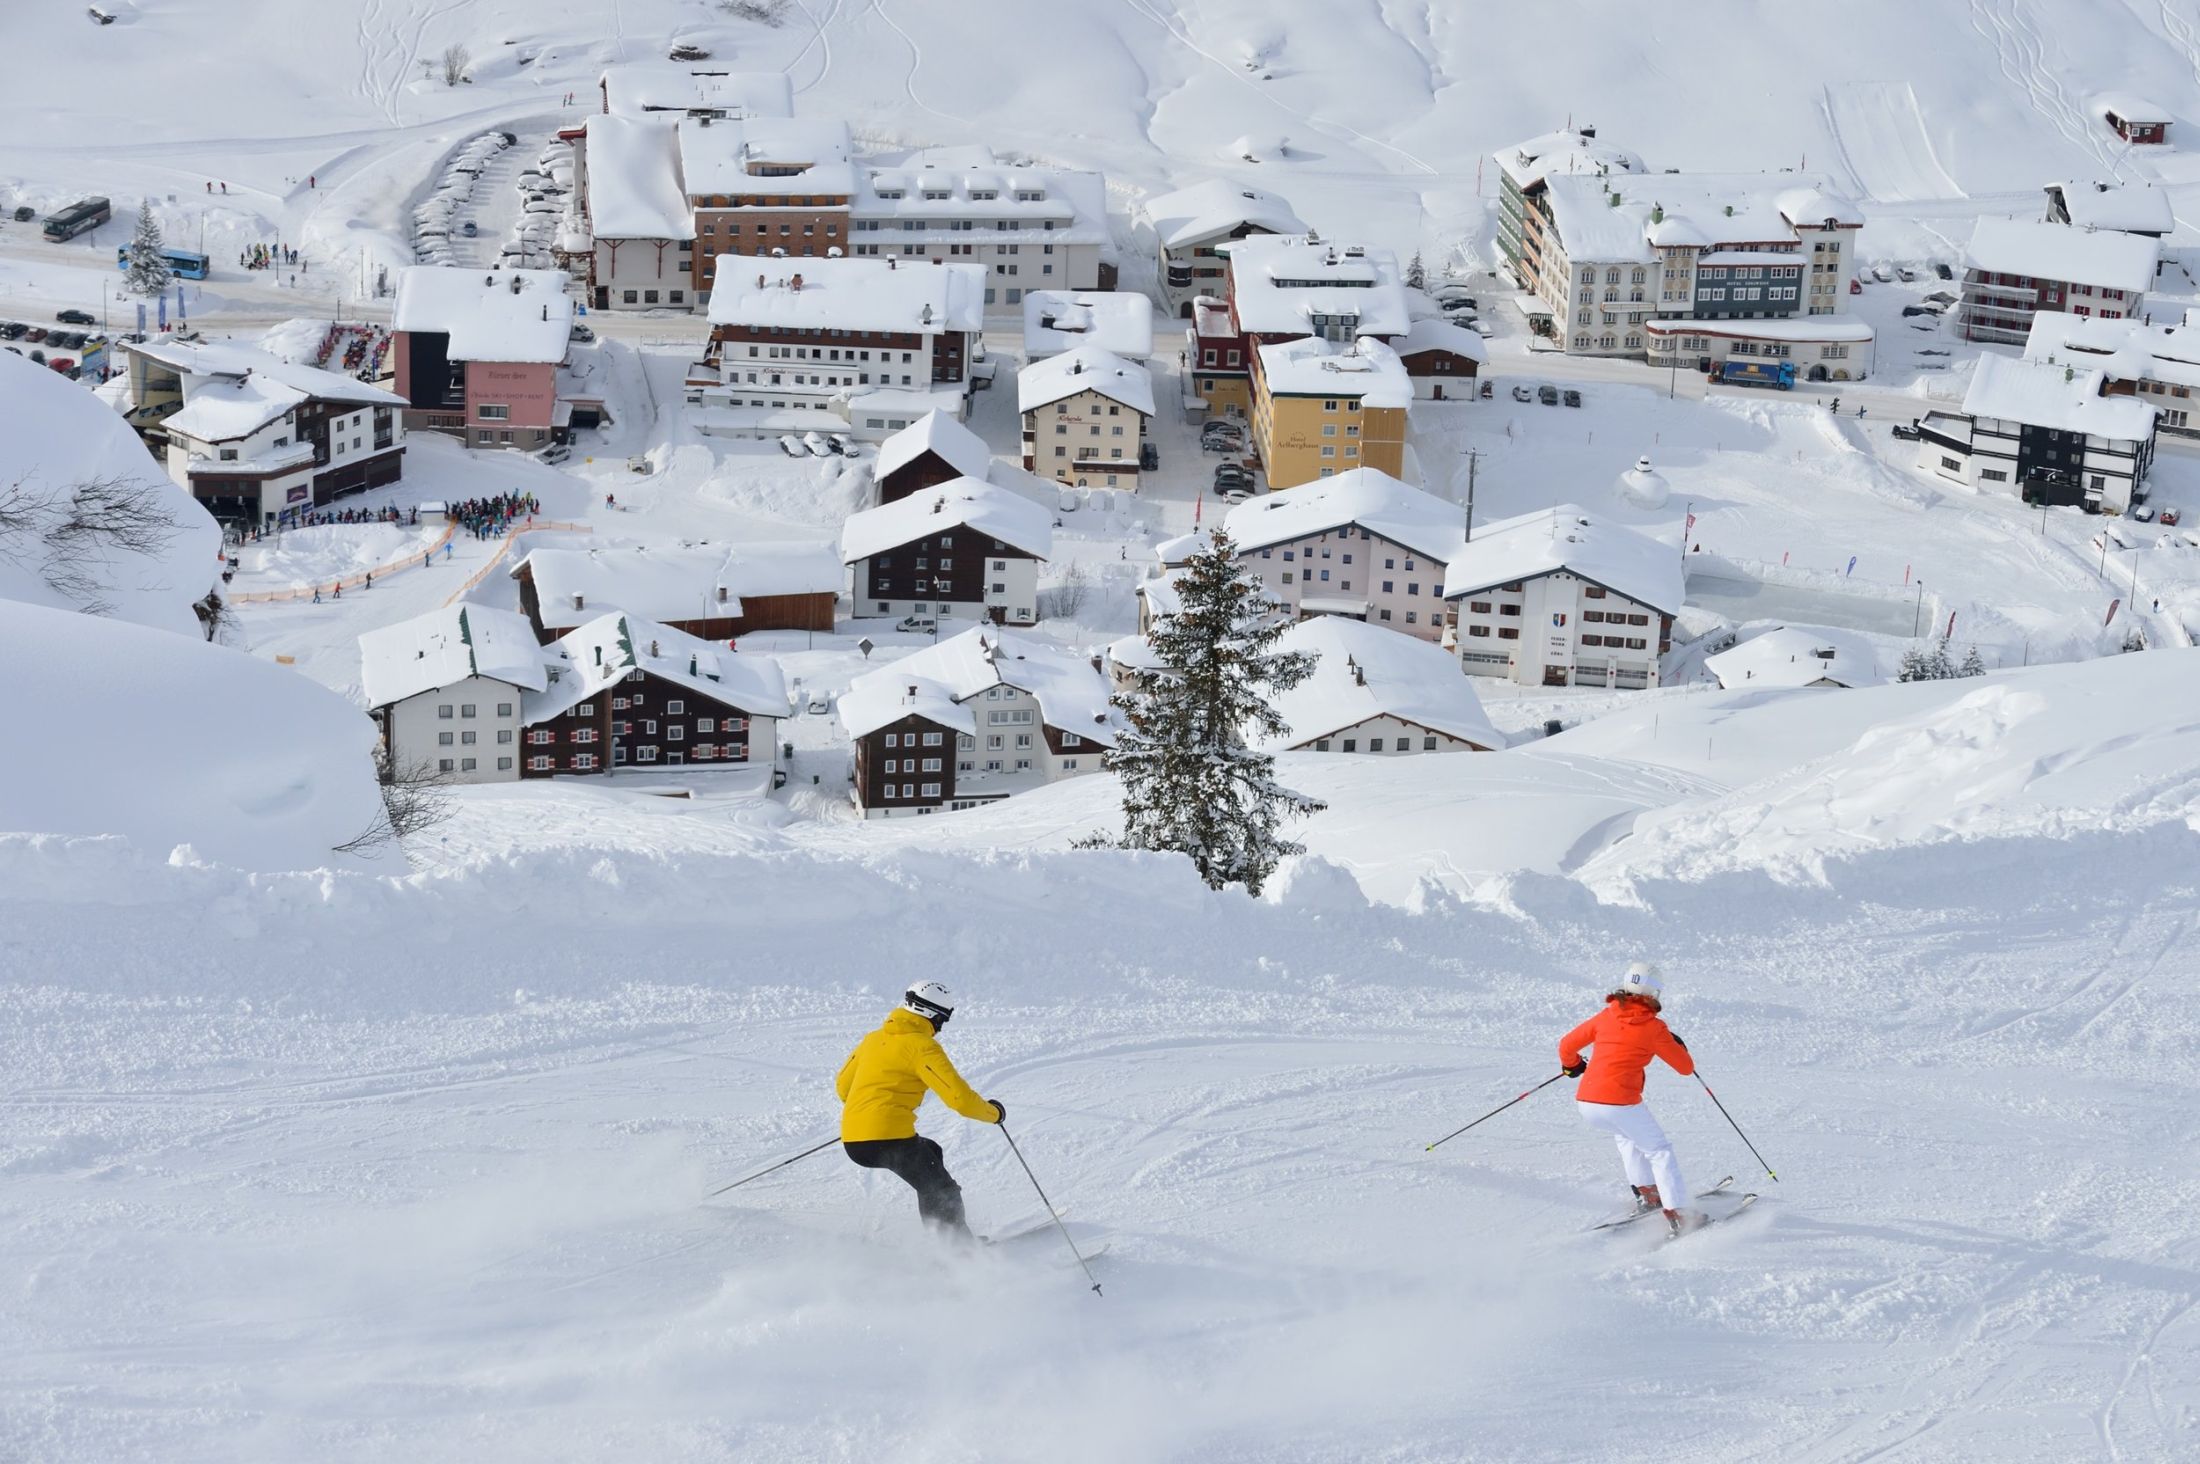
[{"xmin": 12, "ymin": 3, "xmax": 2200, "ymax": 1461}]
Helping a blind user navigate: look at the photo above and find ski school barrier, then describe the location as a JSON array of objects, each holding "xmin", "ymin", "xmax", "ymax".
[
  {"xmin": 227, "ymin": 519, "xmax": 460, "ymax": 604},
  {"xmin": 443, "ymin": 520, "xmax": 593, "ymax": 607}
]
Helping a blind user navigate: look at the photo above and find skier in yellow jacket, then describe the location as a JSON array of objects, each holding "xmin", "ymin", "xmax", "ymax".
[{"xmin": 835, "ymin": 981, "xmax": 1003, "ymax": 1236}]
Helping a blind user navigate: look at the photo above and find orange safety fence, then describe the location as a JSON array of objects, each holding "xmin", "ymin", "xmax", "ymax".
[
  {"xmin": 444, "ymin": 521, "xmax": 594, "ymax": 607},
  {"xmin": 226, "ymin": 519, "xmax": 460, "ymax": 604}
]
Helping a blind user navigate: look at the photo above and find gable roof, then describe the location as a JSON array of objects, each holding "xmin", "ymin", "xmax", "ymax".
[
  {"xmin": 2024, "ymin": 308, "xmax": 2200, "ymax": 392},
  {"xmin": 1492, "ymin": 128, "xmax": 1646, "ymax": 191},
  {"xmin": 677, "ymin": 116, "xmax": 855, "ymax": 197},
  {"xmin": 1964, "ymin": 216, "xmax": 2159, "ymax": 292},
  {"xmin": 126, "ymin": 338, "xmax": 405, "ymax": 442},
  {"xmin": 874, "ymin": 409, "xmax": 994, "ymax": 483},
  {"xmin": 1393, "ymin": 314, "xmax": 1489, "ymax": 365},
  {"xmin": 838, "ymin": 626, "xmax": 1115, "ymax": 742},
  {"xmin": 1017, "ymin": 345, "xmax": 1155, "ymax": 415},
  {"xmin": 1139, "ymin": 179, "xmax": 1308, "ymax": 250},
  {"xmin": 1441, "ymin": 504, "xmax": 1683, "ymax": 614},
  {"xmin": 527, "ymin": 612, "xmax": 788, "ymax": 723},
  {"xmin": 1961, "ymin": 352, "xmax": 2157, "ymax": 440},
  {"xmin": 1261, "ymin": 616, "xmax": 1500, "ymax": 750},
  {"xmin": 584, "ymin": 114, "xmax": 694, "ymax": 240},
  {"xmin": 1223, "ymin": 233, "xmax": 1413, "ymax": 337},
  {"xmin": 393, "ymin": 267, "xmax": 573, "ymax": 363},
  {"xmin": 1256, "ymin": 334, "xmax": 1411, "ymax": 407},
  {"xmin": 515, "ymin": 540, "xmax": 838, "ymax": 627},
  {"xmin": 840, "ymin": 478, "xmax": 1053, "ymax": 563},
  {"xmin": 1219, "ymin": 468, "xmax": 1465, "ymax": 561},
  {"xmin": 1705, "ymin": 625, "xmax": 1884, "ymax": 690},
  {"xmin": 358, "ymin": 604, "xmax": 551, "ymax": 710},
  {"xmin": 2048, "ymin": 180, "xmax": 2174, "ymax": 235}
]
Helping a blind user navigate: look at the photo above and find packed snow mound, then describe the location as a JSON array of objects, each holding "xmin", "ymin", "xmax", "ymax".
[
  {"xmin": 0, "ymin": 601, "xmax": 388, "ymax": 872},
  {"xmin": 1576, "ymin": 651, "xmax": 2200, "ymax": 890},
  {"xmin": 0, "ymin": 351, "xmax": 221, "ymax": 637}
]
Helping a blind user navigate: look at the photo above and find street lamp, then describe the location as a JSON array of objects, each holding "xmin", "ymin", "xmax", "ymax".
[{"xmin": 1912, "ymin": 578, "xmax": 1926, "ymax": 637}]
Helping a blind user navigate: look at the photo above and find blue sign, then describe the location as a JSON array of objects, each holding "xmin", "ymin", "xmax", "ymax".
[{"xmin": 135, "ymin": 302, "xmax": 146, "ymax": 336}]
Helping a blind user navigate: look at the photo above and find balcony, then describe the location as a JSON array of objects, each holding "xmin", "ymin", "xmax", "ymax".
[{"xmin": 1165, "ymin": 264, "xmax": 1195, "ymax": 290}]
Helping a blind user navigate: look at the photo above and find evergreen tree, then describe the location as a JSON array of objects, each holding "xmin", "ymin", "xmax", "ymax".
[
  {"xmin": 1092, "ymin": 531, "xmax": 1325, "ymax": 894},
  {"xmin": 1959, "ymin": 644, "xmax": 1986, "ymax": 677},
  {"xmin": 1926, "ymin": 641, "xmax": 1957, "ymax": 680},
  {"xmin": 1896, "ymin": 646, "xmax": 1929, "ymax": 682},
  {"xmin": 1406, "ymin": 250, "xmax": 1427, "ymax": 291},
  {"xmin": 125, "ymin": 202, "xmax": 174, "ymax": 296}
]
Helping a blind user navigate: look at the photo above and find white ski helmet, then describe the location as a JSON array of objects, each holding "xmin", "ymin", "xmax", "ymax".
[
  {"xmin": 1616, "ymin": 962, "xmax": 1664, "ymax": 1003},
  {"xmin": 903, "ymin": 981, "xmax": 956, "ymax": 1026}
]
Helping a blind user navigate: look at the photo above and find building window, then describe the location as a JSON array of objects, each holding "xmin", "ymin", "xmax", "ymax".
[{"xmin": 477, "ymin": 405, "xmax": 509, "ymax": 421}]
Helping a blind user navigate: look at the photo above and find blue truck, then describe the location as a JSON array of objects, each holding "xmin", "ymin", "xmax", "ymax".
[{"xmin": 1721, "ymin": 359, "xmax": 1796, "ymax": 390}]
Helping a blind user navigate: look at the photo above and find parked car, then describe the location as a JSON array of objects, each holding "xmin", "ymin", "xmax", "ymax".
[
  {"xmin": 11, "ymin": 206, "xmax": 34, "ymax": 223},
  {"xmin": 1933, "ymin": 262, "xmax": 1954, "ymax": 280},
  {"xmin": 56, "ymin": 308, "xmax": 94, "ymax": 325},
  {"xmin": 1202, "ymin": 433, "xmax": 1245, "ymax": 455},
  {"xmin": 1511, "ymin": 384, "xmax": 1532, "ymax": 403},
  {"xmin": 1440, "ymin": 297, "xmax": 1478, "ymax": 315},
  {"xmin": 24, "ymin": 326, "xmax": 47, "ymax": 343},
  {"xmin": 1890, "ymin": 422, "xmax": 1923, "ymax": 442},
  {"xmin": 2131, "ymin": 503, "xmax": 2157, "ymax": 523},
  {"xmin": 568, "ymin": 322, "xmax": 595, "ymax": 344},
  {"xmin": 1200, "ymin": 420, "xmax": 1244, "ymax": 443},
  {"xmin": 801, "ymin": 431, "xmax": 832, "ymax": 457},
  {"xmin": 460, "ymin": 220, "xmax": 478, "ymax": 238},
  {"xmin": 0, "ymin": 322, "xmax": 23, "ymax": 339},
  {"xmin": 778, "ymin": 434, "xmax": 805, "ymax": 457},
  {"xmin": 48, "ymin": 357, "xmax": 74, "ymax": 374},
  {"xmin": 1218, "ymin": 484, "xmax": 1255, "ymax": 503},
  {"xmin": 1213, "ymin": 464, "xmax": 1254, "ymax": 490},
  {"xmin": 1471, "ymin": 320, "xmax": 1496, "ymax": 337},
  {"xmin": 896, "ymin": 615, "xmax": 938, "ymax": 634},
  {"xmin": 1537, "ymin": 384, "xmax": 1559, "ymax": 405},
  {"xmin": 626, "ymin": 454, "xmax": 652, "ymax": 475},
  {"xmin": 806, "ymin": 691, "xmax": 831, "ymax": 715},
  {"xmin": 1434, "ymin": 288, "xmax": 1478, "ymax": 308},
  {"xmin": 823, "ymin": 435, "xmax": 851, "ymax": 456},
  {"xmin": 1139, "ymin": 441, "xmax": 1159, "ymax": 471},
  {"xmin": 1901, "ymin": 305, "xmax": 1936, "ymax": 318},
  {"xmin": 2161, "ymin": 508, "xmax": 2182, "ymax": 527},
  {"xmin": 1562, "ymin": 388, "xmax": 1582, "ymax": 408},
  {"xmin": 536, "ymin": 442, "xmax": 571, "ymax": 465}
]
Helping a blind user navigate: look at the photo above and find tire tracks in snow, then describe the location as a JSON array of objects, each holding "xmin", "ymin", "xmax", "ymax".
[{"xmin": 1966, "ymin": 0, "xmax": 2124, "ymax": 176}]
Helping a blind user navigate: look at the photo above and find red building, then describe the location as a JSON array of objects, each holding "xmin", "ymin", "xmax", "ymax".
[{"xmin": 390, "ymin": 267, "xmax": 576, "ymax": 452}]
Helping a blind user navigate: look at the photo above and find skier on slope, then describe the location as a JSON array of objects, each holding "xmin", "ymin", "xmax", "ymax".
[
  {"xmin": 1559, "ymin": 963, "xmax": 1704, "ymax": 1234},
  {"xmin": 835, "ymin": 982, "xmax": 1004, "ymax": 1239}
]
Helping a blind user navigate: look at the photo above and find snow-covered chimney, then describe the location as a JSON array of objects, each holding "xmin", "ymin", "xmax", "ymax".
[
  {"xmin": 573, "ymin": 592, "xmax": 585, "ymax": 610},
  {"xmin": 509, "ymin": 275, "xmax": 523, "ymax": 295},
  {"xmin": 717, "ymin": 585, "xmax": 729, "ymax": 603},
  {"xmin": 921, "ymin": 303, "xmax": 933, "ymax": 326},
  {"xmin": 791, "ymin": 273, "xmax": 803, "ymax": 292},
  {"xmin": 888, "ymin": 256, "xmax": 898, "ymax": 270},
  {"xmin": 649, "ymin": 638, "xmax": 661, "ymax": 657}
]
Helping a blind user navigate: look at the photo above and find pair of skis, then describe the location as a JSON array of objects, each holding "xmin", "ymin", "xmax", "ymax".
[
  {"xmin": 983, "ymin": 1207, "xmax": 1111, "ymax": 1263},
  {"xmin": 1590, "ymin": 1175, "xmax": 1760, "ymax": 1239}
]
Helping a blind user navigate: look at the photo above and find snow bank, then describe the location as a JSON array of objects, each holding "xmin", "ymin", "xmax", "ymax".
[
  {"xmin": 0, "ymin": 600, "xmax": 387, "ymax": 871},
  {"xmin": 0, "ymin": 351, "xmax": 220, "ymax": 637}
]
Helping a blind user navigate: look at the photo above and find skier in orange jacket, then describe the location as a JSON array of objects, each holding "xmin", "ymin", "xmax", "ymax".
[{"xmin": 1559, "ymin": 962, "xmax": 1703, "ymax": 1233}]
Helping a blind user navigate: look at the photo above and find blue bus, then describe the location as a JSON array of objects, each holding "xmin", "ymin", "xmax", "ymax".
[{"xmin": 116, "ymin": 245, "xmax": 211, "ymax": 281}]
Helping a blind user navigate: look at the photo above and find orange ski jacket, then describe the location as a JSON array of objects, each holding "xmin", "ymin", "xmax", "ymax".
[
  {"xmin": 835, "ymin": 1008, "xmax": 1000, "ymax": 1142},
  {"xmin": 1559, "ymin": 997, "xmax": 1694, "ymax": 1106}
]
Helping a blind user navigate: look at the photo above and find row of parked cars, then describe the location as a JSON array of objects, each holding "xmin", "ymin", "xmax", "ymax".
[
  {"xmin": 780, "ymin": 430, "xmax": 859, "ymax": 459},
  {"xmin": 1, "ymin": 309, "xmax": 104, "ymax": 377},
  {"xmin": 1511, "ymin": 382, "xmax": 1582, "ymax": 408},
  {"xmin": 1432, "ymin": 283, "xmax": 1496, "ymax": 338},
  {"xmin": 1201, "ymin": 418, "xmax": 1259, "ymax": 500}
]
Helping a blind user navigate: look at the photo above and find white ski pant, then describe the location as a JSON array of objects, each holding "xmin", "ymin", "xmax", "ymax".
[{"xmin": 1577, "ymin": 1099, "xmax": 1688, "ymax": 1208}]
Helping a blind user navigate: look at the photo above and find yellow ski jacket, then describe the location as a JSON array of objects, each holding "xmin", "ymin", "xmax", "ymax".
[{"xmin": 835, "ymin": 1008, "xmax": 1000, "ymax": 1142}]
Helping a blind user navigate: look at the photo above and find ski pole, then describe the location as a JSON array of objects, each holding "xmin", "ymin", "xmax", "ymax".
[
  {"xmin": 1696, "ymin": 1072, "xmax": 1779, "ymax": 1182},
  {"xmin": 707, "ymin": 1136, "xmax": 839, "ymax": 1198},
  {"xmin": 1425, "ymin": 1071, "xmax": 1567, "ymax": 1152},
  {"xmin": 999, "ymin": 1125, "xmax": 1103, "ymax": 1297}
]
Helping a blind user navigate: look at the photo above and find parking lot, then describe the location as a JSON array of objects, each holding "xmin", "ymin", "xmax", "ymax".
[{"xmin": 0, "ymin": 309, "xmax": 108, "ymax": 379}]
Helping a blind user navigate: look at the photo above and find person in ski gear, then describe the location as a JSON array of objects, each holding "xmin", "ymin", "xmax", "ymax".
[
  {"xmin": 836, "ymin": 982, "xmax": 1003, "ymax": 1237},
  {"xmin": 1560, "ymin": 962, "xmax": 1703, "ymax": 1233}
]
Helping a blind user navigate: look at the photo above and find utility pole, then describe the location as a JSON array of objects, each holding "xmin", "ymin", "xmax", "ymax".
[{"xmin": 1461, "ymin": 448, "xmax": 1480, "ymax": 541}]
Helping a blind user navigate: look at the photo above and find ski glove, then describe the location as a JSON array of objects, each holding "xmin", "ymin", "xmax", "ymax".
[
  {"xmin": 989, "ymin": 1099, "xmax": 1007, "ymax": 1123},
  {"xmin": 1562, "ymin": 1061, "xmax": 1587, "ymax": 1078}
]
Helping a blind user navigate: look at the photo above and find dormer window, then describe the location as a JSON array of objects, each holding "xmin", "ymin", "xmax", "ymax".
[{"xmin": 970, "ymin": 190, "xmax": 996, "ymax": 201}]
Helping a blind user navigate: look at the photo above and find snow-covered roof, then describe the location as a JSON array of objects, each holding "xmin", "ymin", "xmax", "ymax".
[
  {"xmin": 530, "ymin": 612, "xmax": 789, "ymax": 723},
  {"xmin": 1964, "ymin": 216, "xmax": 2159, "ymax": 292},
  {"xmin": 1139, "ymin": 179, "xmax": 1308, "ymax": 250},
  {"xmin": 1261, "ymin": 616, "xmax": 1500, "ymax": 750},
  {"xmin": 1256, "ymin": 335, "xmax": 1411, "ymax": 409},
  {"xmin": 1392, "ymin": 314, "xmax": 1488, "ymax": 365},
  {"xmin": 874, "ymin": 409, "xmax": 994, "ymax": 483},
  {"xmin": 1218, "ymin": 467, "xmax": 1465, "ymax": 561},
  {"xmin": 1492, "ymin": 129, "xmax": 1645, "ymax": 191},
  {"xmin": 1224, "ymin": 234, "xmax": 1412, "ymax": 337},
  {"xmin": 704, "ymin": 257, "xmax": 985, "ymax": 334},
  {"xmin": 854, "ymin": 154, "xmax": 1108, "ymax": 245},
  {"xmin": 2048, "ymin": 181, "xmax": 2174, "ymax": 235},
  {"xmin": 839, "ymin": 478, "xmax": 1053, "ymax": 563},
  {"xmin": 1022, "ymin": 291, "xmax": 1156, "ymax": 359},
  {"xmin": 1960, "ymin": 352, "xmax": 2157, "ymax": 441},
  {"xmin": 838, "ymin": 626, "xmax": 1115, "ymax": 742},
  {"xmin": 1705, "ymin": 625, "xmax": 1884, "ymax": 690},
  {"xmin": 2024, "ymin": 309, "xmax": 2200, "ymax": 392},
  {"xmin": 393, "ymin": 267, "xmax": 574, "ymax": 364},
  {"xmin": 584, "ymin": 115, "xmax": 693, "ymax": 240},
  {"xmin": 2094, "ymin": 92, "xmax": 2171, "ymax": 124},
  {"xmin": 1544, "ymin": 171, "xmax": 1863, "ymax": 265},
  {"xmin": 678, "ymin": 117, "xmax": 855, "ymax": 198},
  {"xmin": 125, "ymin": 338, "xmax": 406, "ymax": 442},
  {"xmin": 358, "ymin": 603, "xmax": 551, "ymax": 709},
  {"xmin": 600, "ymin": 64, "xmax": 793, "ymax": 120},
  {"xmin": 1017, "ymin": 346, "xmax": 1155, "ymax": 416},
  {"xmin": 516, "ymin": 540, "xmax": 838, "ymax": 627},
  {"xmin": 1442, "ymin": 504, "xmax": 1683, "ymax": 615}
]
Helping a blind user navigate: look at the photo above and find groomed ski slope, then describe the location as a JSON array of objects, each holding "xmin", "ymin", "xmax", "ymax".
[{"xmin": 6, "ymin": 665, "xmax": 2200, "ymax": 1461}]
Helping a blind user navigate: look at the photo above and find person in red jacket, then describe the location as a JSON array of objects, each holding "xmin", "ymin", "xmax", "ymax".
[{"xmin": 1559, "ymin": 962, "xmax": 1703, "ymax": 1233}]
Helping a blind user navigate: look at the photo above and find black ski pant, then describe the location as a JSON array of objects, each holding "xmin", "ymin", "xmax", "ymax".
[{"xmin": 843, "ymin": 1137, "xmax": 968, "ymax": 1234}]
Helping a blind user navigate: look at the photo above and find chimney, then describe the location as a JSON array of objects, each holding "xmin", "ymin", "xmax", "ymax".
[
  {"xmin": 541, "ymin": 304, "xmax": 548, "ymax": 321},
  {"xmin": 572, "ymin": 592, "xmax": 585, "ymax": 610},
  {"xmin": 484, "ymin": 274, "xmax": 494, "ymax": 286},
  {"xmin": 921, "ymin": 303, "xmax": 933, "ymax": 326},
  {"xmin": 717, "ymin": 585, "xmax": 729, "ymax": 603},
  {"xmin": 510, "ymin": 275, "xmax": 523, "ymax": 295},
  {"xmin": 592, "ymin": 644, "xmax": 603, "ymax": 666},
  {"xmin": 791, "ymin": 273, "xmax": 803, "ymax": 291},
  {"xmin": 888, "ymin": 257, "xmax": 897, "ymax": 270},
  {"xmin": 650, "ymin": 638, "xmax": 661, "ymax": 657}
]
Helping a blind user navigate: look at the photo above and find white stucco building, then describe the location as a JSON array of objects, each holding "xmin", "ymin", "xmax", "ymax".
[
  {"xmin": 1018, "ymin": 346, "xmax": 1156, "ymax": 492},
  {"xmin": 1442, "ymin": 505, "xmax": 1683, "ymax": 689},
  {"xmin": 359, "ymin": 604, "xmax": 552, "ymax": 784}
]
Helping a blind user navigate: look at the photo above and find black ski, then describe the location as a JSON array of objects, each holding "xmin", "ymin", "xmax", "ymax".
[{"xmin": 1590, "ymin": 1176, "xmax": 1734, "ymax": 1231}]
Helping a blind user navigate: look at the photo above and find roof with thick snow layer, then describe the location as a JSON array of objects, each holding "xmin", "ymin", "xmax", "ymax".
[
  {"xmin": 1224, "ymin": 234, "xmax": 1412, "ymax": 337},
  {"xmin": 840, "ymin": 478, "xmax": 1053, "ymax": 563},
  {"xmin": 516, "ymin": 540, "xmax": 838, "ymax": 627},
  {"xmin": 856, "ymin": 152, "xmax": 1108, "ymax": 243},
  {"xmin": 1256, "ymin": 334, "xmax": 1411, "ymax": 408},
  {"xmin": 2049, "ymin": 180, "xmax": 2174, "ymax": 235},
  {"xmin": 1018, "ymin": 345, "xmax": 1155, "ymax": 416},
  {"xmin": 1492, "ymin": 129, "xmax": 1645, "ymax": 191},
  {"xmin": 129, "ymin": 339, "xmax": 406, "ymax": 442},
  {"xmin": 393, "ymin": 267, "xmax": 573, "ymax": 363},
  {"xmin": 1022, "ymin": 291, "xmax": 1156, "ymax": 359},
  {"xmin": 584, "ymin": 115, "xmax": 693, "ymax": 240},
  {"xmin": 838, "ymin": 626, "xmax": 1115, "ymax": 742},
  {"xmin": 600, "ymin": 64, "xmax": 793, "ymax": 119},
  {"xmin": 1964, "ymin": 216, "xmax": 2160, "ymax": 292},
  {"xmin": 2094, "ymin": 92, "xmax": 2171, "ymax": 124},
  {"xmin": 1262, "ymin": 616, "xmax": 1500, "ymax": 750},
  {"xmin": 2024, "ymin": 309, "xmax": 2200, "ymax": 392},
  {"xmin": 1219, "ymin": 468, "xmax": 1465, "ymax": 561},
  {"xmin": 1392, "ymin": 314, "xmax": 1489, "ymax": 365},
  {"xmin": 705, "ymin": 257, "xmax": 986, "ymax": 334},
  {"xmin": 1441, "ymin": 504, "xmax": 1683, "ymax": 614},
  {"xmin": 678, "ymin": 116, "xmax": 855, "ymax": 198},
  {"xmin": 1961, "ymin": 352, "xmax": 2157, "ymax": 441},
  {"xmin": 1545, "ymin": 171, "xmax": 1862, "ymax": 264},
  {"xmin": 359, "ymin": 604, "xmax": 551, "ymax": 710},
  {"xmin": 529, "ymin": 612, "xmax": 788, "ymax": 723},
  {"xmin": 1706, "ymin": 625, "xmax": 1885, "ymax": 690},
  {"xmin": 874, "ymin": 409, "xmax": 994, "ymax": 483},
  {"xmin": 1139, "ymin": 179, "xmax": 1308, "ymax": 250}
]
